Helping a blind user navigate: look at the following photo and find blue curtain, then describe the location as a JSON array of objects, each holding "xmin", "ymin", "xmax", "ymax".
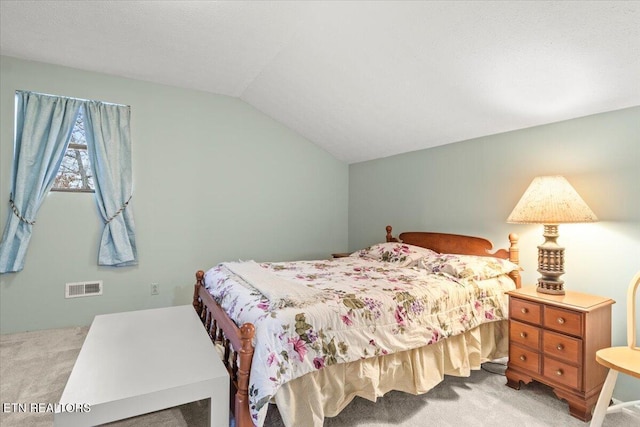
[
  {"xmin": 0, "ymin": 92, "xmax": 82, "ymax": 273},
  {"xmin": 83, "ymin": 101, "xmax": 138, "ymax": 266}
]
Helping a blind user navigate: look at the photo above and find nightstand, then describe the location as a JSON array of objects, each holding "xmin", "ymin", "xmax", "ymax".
[
  {"xmin": 505, "ymin": 286, "xmax": 615, "ymax": 421},
  {"xmin": 331, "ymin": 252, "xmax": 351, "ymax": 259}
]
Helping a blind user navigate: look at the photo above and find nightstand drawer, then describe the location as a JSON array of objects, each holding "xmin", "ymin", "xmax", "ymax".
[
  {"xmin": 510, "ymin": 298, "xmax": 542, "ymax": 325},
  {"xmin": 544, "ymin": 306, "xmax": 583, "ymax": 337},
  {"xmin": 510, "ymin": 320, "xmax": 540, "ymax": 351},
  {"xmin": 510, "ymin": 344, "xmax": 540, "ymax": 374},
  {"xmin": 543, "ymin": 357, "xmax": 580, "ymax": 390},
  {"xmin": 543, "ymin": 330, "xmax": 582, "ymax": 364}
]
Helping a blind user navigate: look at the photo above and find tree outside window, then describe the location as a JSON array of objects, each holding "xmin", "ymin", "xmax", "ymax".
[{"xmin": 52, "ymin": 107, "xmax": 94, "ymax": 192}]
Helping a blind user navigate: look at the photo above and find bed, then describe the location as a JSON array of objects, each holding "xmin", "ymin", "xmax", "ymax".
[{"xmin": 192, "ymin": 226, "xmax": 521, "ymax": 427}]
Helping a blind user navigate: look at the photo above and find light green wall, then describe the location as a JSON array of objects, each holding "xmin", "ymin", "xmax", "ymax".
[
  {"xmin": 349, "ymin": 106, "xmax": 640, "ymax": 402},
  {"xmin": 0, "ymin": 56, "xmax": 349, "ymax": 333}
]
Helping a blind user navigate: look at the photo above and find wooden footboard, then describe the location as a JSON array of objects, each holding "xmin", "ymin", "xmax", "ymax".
[{"xmin": 193, "ymin": 270, "xmax": 255, "ymax": 427}]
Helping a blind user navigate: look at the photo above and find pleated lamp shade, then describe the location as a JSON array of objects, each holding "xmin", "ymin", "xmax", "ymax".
[{"xmin": 507, "ymin": 176, "xmax": 598, "ymax": 224}]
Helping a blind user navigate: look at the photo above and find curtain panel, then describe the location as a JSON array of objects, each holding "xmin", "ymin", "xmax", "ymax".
[
  {"xmin": 0, "ymin": 92, "xmax": 137, "ymax": 273},
  {"xmin": 84, "ymin": 102, "xmax": 137, "ymax": 266},
  {"xmin": 0, "ymin": 92, "xmax": 82, "ymax": 273}
]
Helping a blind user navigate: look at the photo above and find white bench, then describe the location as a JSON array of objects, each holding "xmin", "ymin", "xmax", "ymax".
[{"xmin": 54, "ymin": 305, "xmax": 228, "ymax": 427}]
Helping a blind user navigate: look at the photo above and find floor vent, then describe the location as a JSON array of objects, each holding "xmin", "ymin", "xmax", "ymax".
[{"xmin": 65, "ymin": 281, "xmax": 103, "ymax": 298}]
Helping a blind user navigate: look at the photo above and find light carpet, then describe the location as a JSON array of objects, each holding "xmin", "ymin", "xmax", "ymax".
[{"xmin": 1, "ymin": 327, "xmax": 637, "ymax": 427}]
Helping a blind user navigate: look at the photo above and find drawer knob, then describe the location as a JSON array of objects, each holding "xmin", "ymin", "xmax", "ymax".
[
  {"xmin": 520, "ymin": 355, "xmax": 526, "ymax": 361},
  {"xmin": 521, "ymin": 308, "xmax": 528, "ymax": 314},
  {"xmin": 520, "ymin": 332, "xmax": 527, "ymax": 338},
  {"xmin": 556, "ymin": 344, "xmax": 564, "ymax": 351},
  {"xmin": 556, "ymin": 369, "xmax": 564, "ymax": 376},
  {"xmin": 557, "ymin": 317, "xmax": 565, "ymax": 325}
]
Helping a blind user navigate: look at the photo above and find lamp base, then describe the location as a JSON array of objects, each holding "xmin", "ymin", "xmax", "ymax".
[
  {"xmin": 536, "ymin": 224, "xmax": 566, "ymax": 295},
  {"xmin": 537, "ymin": 279, "xmax": 565, "ymax": 295}
]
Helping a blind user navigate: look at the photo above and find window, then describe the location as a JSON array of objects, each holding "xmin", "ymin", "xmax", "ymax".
[
  {"xmin": 1, "ymin": 91, "xmax": 137, "ymax": 273},
  {"xmin": 52, "ymin": 107, "xmax": 94, "ymax": 192}
]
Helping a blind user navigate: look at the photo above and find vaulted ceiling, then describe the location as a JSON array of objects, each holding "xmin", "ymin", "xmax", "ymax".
[{"xmin": 1, "ymin": 1, "xmax": 639, "ymax": 163}]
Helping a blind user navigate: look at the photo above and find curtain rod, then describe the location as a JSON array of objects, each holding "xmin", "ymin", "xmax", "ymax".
[{"xmin": 16, "ymin": 90, "xmax": 130, "ymax": 108}]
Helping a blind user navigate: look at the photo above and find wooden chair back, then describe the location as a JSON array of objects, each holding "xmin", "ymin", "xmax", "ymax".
[{"xmin": 628, "ymin": 271, "xmax": 639, "ymax": 349}]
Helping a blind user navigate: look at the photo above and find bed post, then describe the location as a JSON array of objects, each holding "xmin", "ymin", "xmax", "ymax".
[
  {"xmin": 193, "ymin": 270, "xmax": 205, "ymax": 317},
  {"xmin": 235, "ymin": 323, "xmax": 256, "ymax": 427},
  {"xmin": 386, "ymin": 225, "xmax": 398, "ymax": 242},
  {"xmin": 508, "ymin": 233, "xmax": 521, "ymax": 288}
]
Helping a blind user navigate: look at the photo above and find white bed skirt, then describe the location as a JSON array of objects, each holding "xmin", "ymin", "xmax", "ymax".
[{"xmin": 273, "ymin": 320, "xmax": 508, "ymax": 427}]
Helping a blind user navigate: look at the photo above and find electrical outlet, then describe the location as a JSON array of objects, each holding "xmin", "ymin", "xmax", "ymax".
[{"xmin": 150, "ymin": 283, "xmax": 159, "ymax": 295}]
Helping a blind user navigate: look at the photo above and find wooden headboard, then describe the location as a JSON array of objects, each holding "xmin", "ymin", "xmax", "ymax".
[{"xmin": 385, "ymin": 225, "xmax": 521, "ymax": 287}]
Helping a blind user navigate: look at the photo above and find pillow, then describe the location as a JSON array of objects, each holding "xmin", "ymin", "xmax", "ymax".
[
  {"xmin": 420, "ymin": 253, "xmax": 519, "ymax": 280},
  {"xmin": 351, "ymin": 242, "xmax": 438, "ymax": 267}
]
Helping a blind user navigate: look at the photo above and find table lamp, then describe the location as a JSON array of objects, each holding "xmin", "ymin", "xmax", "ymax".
[{"xmin": 507, "ymin": 175, "xmax": 597, "ymax": 295}]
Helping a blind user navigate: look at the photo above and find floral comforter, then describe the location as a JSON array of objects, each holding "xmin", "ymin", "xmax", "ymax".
[{"xmin": 204, "ymin": 249, "xmax": 517, "ymax": 426}]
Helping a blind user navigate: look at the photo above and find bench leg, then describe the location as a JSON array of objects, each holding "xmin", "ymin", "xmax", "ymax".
[{"xmin": 209, "ymin": 377, "xmax": 230, "ymax": 427}]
